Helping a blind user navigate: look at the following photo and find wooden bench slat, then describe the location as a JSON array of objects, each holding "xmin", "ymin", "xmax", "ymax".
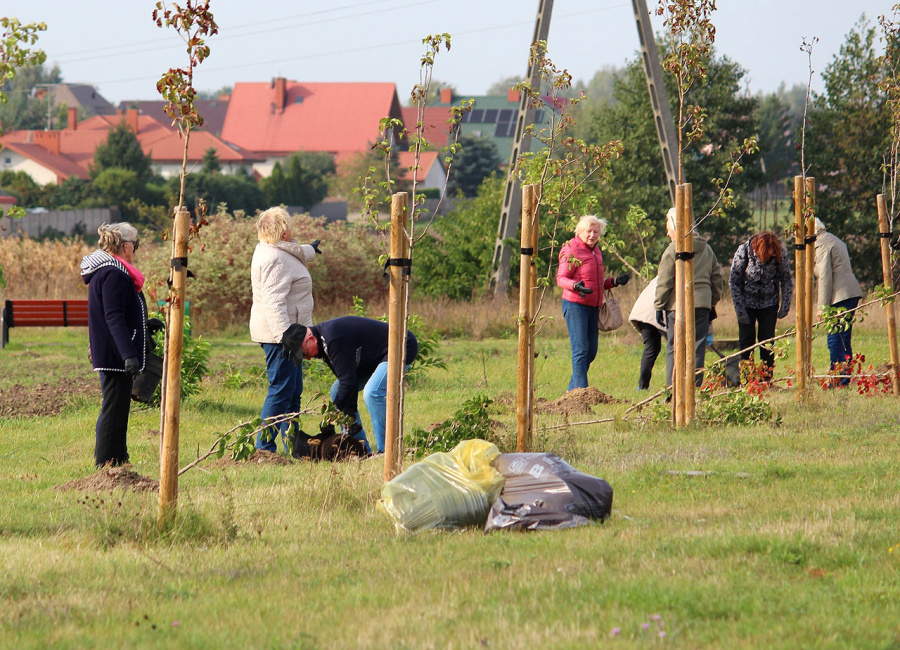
[{"xmin": 2, "ymin": 299, "xmax": 90, "ymax": 348}]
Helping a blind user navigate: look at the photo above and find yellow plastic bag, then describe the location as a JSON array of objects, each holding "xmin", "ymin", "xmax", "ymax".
[{"xmin": 379, "ymin": 439, "xmax": 504, "ymax": 532}]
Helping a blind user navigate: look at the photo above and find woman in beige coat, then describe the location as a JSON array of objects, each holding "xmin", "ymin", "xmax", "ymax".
[
  {"xmin": 813, "ymin": 218, "xmax": 862, "ymax": 385},
  {"xmin": 250, "ymin": 207, "xmax": 320, "ymax": 451}
]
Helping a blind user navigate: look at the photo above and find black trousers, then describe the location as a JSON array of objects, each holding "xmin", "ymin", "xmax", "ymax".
[
  {"xmin": 96, "ymin": 371, "xmax": 132, "ymax": 467},
  {"xmin": 738, "ymin": 305, "xmax": 778, "ymax": 368},
  {"xmin": 665, "ymin": 308, "xmax": 710, "ymax": 388},
  {"xmin": 637, "ymin": 323, "xmax": 662, "ymax": 389}
]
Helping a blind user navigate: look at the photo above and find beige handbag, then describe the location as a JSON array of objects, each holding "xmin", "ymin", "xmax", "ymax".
[{"xmin": 597, "ymin": 290, "xmax": 623, "ymax": 332}]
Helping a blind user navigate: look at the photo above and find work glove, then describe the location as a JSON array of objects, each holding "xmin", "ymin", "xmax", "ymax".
[
  {"xmin": 310, "ymin": 239, "xmax": 322, "ymax": 254},
  {"xmin": 709, "ymin": 306, "xmax": 718, "ymax": 321},
  {"xmin": 613, "ymin": 273, "xmax": 631, "ymax": 287},
  {"xmin": 573, "ymin": 280, "xmax": 593, "ymax": 297},
  {"xmin": 347, "ymin": 422, "xmax": 363, "ymax": 437},
  {"xmin": 655, "ymin": 310, "xmax": 667, "ymax": 329},
  {"xmin": 777, "ymin": 306, "xmax": 789, "ymax": 320},
  {"xmin": 123, "ymin": 357, "xmax": 140, "ymax": 378},
  {"xmin": 147, "ymin": 318, "xmax": 165, "ymax": 335},
  {"xmin": 736, "ymin": 310, "xmax": 750, "ymax": 325}
]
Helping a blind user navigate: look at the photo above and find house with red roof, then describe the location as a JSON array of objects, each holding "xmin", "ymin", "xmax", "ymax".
[
  {"xmin": 0, "ymin": 107, "xmax": 261, "ymax": 185},
  {"xmin": 221, "ymin": 78, "xmax": 409, "ymax": 177}
]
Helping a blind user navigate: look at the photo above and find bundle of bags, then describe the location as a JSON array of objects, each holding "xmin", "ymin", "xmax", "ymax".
[{"xmin": 379, "ymin": 439, "xmax": 613, "ymax": 533}]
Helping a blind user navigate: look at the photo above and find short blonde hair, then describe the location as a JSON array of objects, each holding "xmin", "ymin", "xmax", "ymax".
[
  {"xmin": 666, "ymin": 207, "xmax": 677, "ymax": 232},
  {"xmin": 98, "ymin": 222, "xmax": 139, "ymax": 255},
  {"xmin": 257, "ymin": 207, "xmax": 290, "ymax": 244},
  {"xmin": 574, "ymin": 215, "xmax": 607, "ymax": 237}
]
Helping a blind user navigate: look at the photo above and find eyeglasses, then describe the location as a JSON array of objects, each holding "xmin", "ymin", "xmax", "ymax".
[{"xmin": 126, "ymin": 239, "xmax": 140, "ymax": 252}]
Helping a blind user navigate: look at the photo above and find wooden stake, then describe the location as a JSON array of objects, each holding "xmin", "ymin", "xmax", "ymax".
[
  {"xmin": 804, "ymin": 177, "xmax": 816, "ymax": 373},
  {"xmin": 793, "ymin": 176, "xmax": 807, "ymax": 392},
  {"xmin": 683, "ymin": 183, "xmax": 696, "ymax": 424},
  {"xmin": 527, "ymin": 185, "xmax": 539, "ymax": 448},
  {"xmin": 877, "ymin": 194, "xmax": 900, "ymax": 396},
  {"xmin": 158, "ymin": 207, "xmax": 190, "ymax": 526},
  {"xmin": 384, "ymin": 192, "xmax": 410, "ymax": 481},
  {"xmin": 516, "ymin": 184, "xmax": 538, "ymax": 452},
  {"xmin": 673, "ymin": 184, "xmax": 686, "ymax": 426}
]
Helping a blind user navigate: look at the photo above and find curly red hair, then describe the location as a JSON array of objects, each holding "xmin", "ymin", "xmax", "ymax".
[{"xmin": 750, "ymin": 231, "xmax": 782, "ymax": 264}]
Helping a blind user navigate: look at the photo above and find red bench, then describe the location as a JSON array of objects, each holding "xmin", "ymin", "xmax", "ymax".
[{"xmin": 1, "ymin": 299, "xmax": 89, "ymax": 349}]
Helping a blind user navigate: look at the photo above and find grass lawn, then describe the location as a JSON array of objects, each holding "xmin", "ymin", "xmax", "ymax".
[{"xmin": 1, "ymin": 324, "xmax": 899, "ymax": 648}]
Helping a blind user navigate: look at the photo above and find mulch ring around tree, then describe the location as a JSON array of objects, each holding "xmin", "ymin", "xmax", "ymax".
[
  {"xmin": 54, "ymin": 466, "xmax": 159, "ymax": 493},
  {"xmin": 535, "ymin": 386, "xmax": 624, "ymax": 416},
  {"xmin": 0, "ymin": 375, "xmax": 99, "ymax": 418}
]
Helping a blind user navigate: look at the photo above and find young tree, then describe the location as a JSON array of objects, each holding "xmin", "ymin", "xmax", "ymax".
[
  {"xmin": 585, "ymin": 51, "xmax": 762, "ymax": 257},
  {"xmin": 806, "ymin": 15, "xmax": 889, "ymax": 282},
  {"xmin": 0, "ymin": 16, "xmax": 46, "ymax": 287}
]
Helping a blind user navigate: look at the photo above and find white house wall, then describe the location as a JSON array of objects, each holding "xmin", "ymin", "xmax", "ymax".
[{"xmin": 0, "ymin": 151, "xmax": 60, "ymax": 185}]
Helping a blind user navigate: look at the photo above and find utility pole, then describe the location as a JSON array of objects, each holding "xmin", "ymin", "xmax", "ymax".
[
  {"xmin": 489, "ymin": 0, "xmax": 554, "ymax": 296},
  {"xmin": 632, "ymin": 0, "xmax": 678, "ymax": 204}
]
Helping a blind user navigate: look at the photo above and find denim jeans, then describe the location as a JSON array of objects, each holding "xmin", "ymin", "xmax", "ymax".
[
  {"xmin": 329, "ymin": 360, "xmax": 392, "ymax": 454},
  {"xmin": 562, "ymin": 299, "xmax": 599, "ymax": 390},
  {"xmin": 827, "ymin": 296, "xmax": 860, "ymax": 383},
  {"xmin": 665, "ymin": 308, "xmax": 710, "ymax": 387},
  {"xmin": 637, "ymin": 323, "xmax": 662, "ymax": 390},
  {"xmin": 258, "ymin": 342, "xmax": 303, "ymax": 452},
  {"xmin": 738, "ymin": 305, "xmax": 778, "ymax": 368}
]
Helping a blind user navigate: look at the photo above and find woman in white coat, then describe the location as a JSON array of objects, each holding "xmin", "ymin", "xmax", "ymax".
[
  {"xmin": 250, "ymin": 207, "xmax": 320, "ymax": 452},
  {"xmin": 629, "ymin": 276, "xmax": 666, "ymax": 390}
]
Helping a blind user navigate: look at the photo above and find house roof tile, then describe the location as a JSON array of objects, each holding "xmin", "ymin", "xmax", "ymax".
[{"xmin": 221, "ymin": 80, "xmax": 404, "ymax": 165}]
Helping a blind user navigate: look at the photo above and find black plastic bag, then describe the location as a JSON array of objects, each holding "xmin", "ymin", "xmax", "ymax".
[{"xmin": 484, "ymin": 453, "xmax": 613, "ymax": 532}]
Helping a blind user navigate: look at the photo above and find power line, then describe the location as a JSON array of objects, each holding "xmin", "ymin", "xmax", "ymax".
[
  {"xmin": 82, "ymin": 4, "xmax": 629, "ymax": 91},
  {"xmin": 52, "ymin": 0, "xmax": 441, "ymax": 63}
]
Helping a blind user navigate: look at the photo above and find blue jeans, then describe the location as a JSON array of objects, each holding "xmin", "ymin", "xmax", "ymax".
[
  {"xmin": 827, "ymin": 296, "xmax": 860, "ymax": 383},
  {"xmin": 258, "ymin": 342, "xmax": 303, "ymax": 452},
  {"xmin": 562, "ymin": 299, "xmax": 599, "ymax": 390},
  {"xmin": 329, "ymin": 361, "xmax": 396, "ymax": 454}
]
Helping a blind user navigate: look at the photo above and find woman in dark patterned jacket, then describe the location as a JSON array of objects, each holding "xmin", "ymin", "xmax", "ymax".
[{"xmin": 729, "ymin": 231, "xmax": 794, "ymax": 374}]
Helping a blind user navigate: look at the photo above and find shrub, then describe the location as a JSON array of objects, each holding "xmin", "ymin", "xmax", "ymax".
[
  {"xmin": 406, "ymin": 393, "xmax": 496, "ymax": 457},
  {"xmin": 139, "ymin": 210, "xmax": 386, "ymax": 332}
]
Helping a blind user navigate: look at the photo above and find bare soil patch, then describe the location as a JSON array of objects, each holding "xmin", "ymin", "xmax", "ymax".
[
  {"xmin": 0, "ymin": 375, "xmax": 99, "ymax": 418},
  {"xmin": 55, "ymin": 466, "xmax": 159, "ymax": 493},
  {"xmin": 535, "ymin": 386, "xmax": 623, "ymax": 416}
]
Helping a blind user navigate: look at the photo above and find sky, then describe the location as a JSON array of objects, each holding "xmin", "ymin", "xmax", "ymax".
[{"xmin": 3, "ymin": 0, "xmax": 894, "ymax": 107}]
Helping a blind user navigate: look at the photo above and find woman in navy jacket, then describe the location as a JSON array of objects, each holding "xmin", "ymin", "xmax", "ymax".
[{"xmin": 80, "ymin": 222, "xmax": 152, "ymax": 467}]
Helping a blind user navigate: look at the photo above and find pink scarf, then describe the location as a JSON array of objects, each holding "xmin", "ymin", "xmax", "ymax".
[{"xmin": 113, "ymin": 254, "xmax": 145, "ymax": 291}]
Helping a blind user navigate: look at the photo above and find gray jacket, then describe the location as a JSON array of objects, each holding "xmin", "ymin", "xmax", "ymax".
[{"xmin": 655, "ymin": 235, "xmax": 723, "ymax": 311}]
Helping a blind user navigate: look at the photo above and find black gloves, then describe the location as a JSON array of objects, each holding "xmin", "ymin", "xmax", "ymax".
[
  {"xmin": 310, "ymin": 239, "xmax": 322, "ymax": 254},
  {"xmin": 655, "ymin": 310, "xmax": 667, "ymax": 329},
  {"xmin": 281, "ymin": 324, "xmax": 308, "ymax": 367},
  {"xmin": 709, "ymin": 306, "xmax": 718, "ymax": 321},
  {"xmin": 147, "ymin": 318, "xmax": 165, "ymax": 335},
  {"xmin": 123, "ymin": 357, "xmax": 140, "ymax": 377},
  {"xmin": 347, "ymin": 422, "xmax": 363, "ymax": 437},
  {"xmin": 573, "ymin": 280, "xmax": 593, "ymax": 297},
  {"xmin": 613, "ymin": 273, "xmax": 631, "ymax": 287}
]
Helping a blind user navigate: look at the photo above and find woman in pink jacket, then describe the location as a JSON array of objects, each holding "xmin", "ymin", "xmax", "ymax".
[{"xmin": 556, "ymin": 215, "xmax": 630, "ymax": 390}]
